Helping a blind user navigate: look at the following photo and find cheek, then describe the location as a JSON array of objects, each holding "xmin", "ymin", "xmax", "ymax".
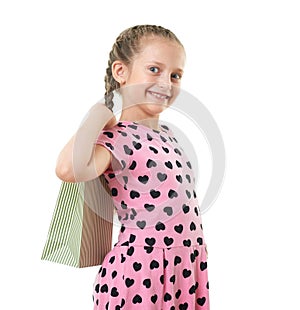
[
  {"xmin": 127, "ymin": 69, "xmax": 152, "ymax": 84},
  {"xmin": 170, "ymin": 85, "xmax": 181, "ymax": 102},
  {"xmin": 122, "ymin": 84, "xmax": 148, "ymax": 105},
  {"xmin": 134, "ymin": 73, "xmax": 158, "ymax": 85}
]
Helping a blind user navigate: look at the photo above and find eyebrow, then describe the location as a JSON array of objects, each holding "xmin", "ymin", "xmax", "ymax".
[{"xmin": 147, "ymin": 61, "xmax": 184, "ymax": 73}]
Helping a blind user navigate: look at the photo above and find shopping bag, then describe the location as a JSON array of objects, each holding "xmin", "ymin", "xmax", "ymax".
[{"xmin": 41, "ymin": 175, "xmax": 114, "ymax": 268}]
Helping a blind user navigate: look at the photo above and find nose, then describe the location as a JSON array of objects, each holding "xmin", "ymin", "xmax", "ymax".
[{"xmin": 157, "ymin": 73, "xmax": 172, "ymax": 92}]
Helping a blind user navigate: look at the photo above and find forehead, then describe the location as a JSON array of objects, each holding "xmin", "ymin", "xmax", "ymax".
[{"xmin": 134, "ymin": 36, "xmax": 186, "ymax": 68}]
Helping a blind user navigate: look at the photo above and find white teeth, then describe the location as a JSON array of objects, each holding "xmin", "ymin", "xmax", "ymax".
[{"xmin": 149, "ymin": 91, "xmax": 168, "ymax": 100}]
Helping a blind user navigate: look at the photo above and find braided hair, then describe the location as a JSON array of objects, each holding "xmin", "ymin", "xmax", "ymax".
[{"xmin": 104, "ymin": 25, "xmax": 183, "ymax": 111}]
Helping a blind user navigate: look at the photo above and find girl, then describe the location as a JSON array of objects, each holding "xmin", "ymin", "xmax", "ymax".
[{"xmin": 56, "ymin": 25, "xmax": 210, "ymax": 309}]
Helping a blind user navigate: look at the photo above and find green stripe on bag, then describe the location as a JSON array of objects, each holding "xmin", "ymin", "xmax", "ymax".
[
  {"xmin": 41, "ymin": 176, "xmax": 114, "ymax": 268},
  {"xmin": 41, "ymin": 182, "xmax": 84, "ymax": 267}
]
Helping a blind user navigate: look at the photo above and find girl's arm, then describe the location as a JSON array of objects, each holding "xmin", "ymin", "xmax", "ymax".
[{"xmin": 55, "ymin": 103, "xmax": 116, "ymax": 183}]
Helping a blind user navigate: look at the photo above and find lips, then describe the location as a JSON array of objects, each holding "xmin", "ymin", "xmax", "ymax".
[{"xmin": 148, "ymin": 90, "xmax": 171, "ymax": 100}]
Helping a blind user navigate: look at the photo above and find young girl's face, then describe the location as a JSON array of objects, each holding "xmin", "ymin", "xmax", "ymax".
[{"xmin": 119, "ymin": 37, "xmax": 186, "ymax": 117}]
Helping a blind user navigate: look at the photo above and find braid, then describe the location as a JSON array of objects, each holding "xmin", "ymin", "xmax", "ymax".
[
  {"xmin": 104, "ymin": 52, "xmax": 119, "ymax": 111},
  {"xmin": 104, "ymin": 25, "xmax": 183, "ymax": 110}
]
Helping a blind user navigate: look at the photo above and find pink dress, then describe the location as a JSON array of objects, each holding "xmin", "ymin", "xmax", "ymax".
[{"xmin": 93, "ymin": 121, "xmax": 209, "ymax": 309}]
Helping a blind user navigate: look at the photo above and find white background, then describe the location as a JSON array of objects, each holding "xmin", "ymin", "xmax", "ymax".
[{"xmin": 1, "ymin": 0, "xmax": 299, "ymax": 309}]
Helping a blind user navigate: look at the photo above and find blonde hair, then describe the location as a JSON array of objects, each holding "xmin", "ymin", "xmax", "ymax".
[{"xmin": 104, "ymin": 25, "xmax": 184, "ymax": 110}]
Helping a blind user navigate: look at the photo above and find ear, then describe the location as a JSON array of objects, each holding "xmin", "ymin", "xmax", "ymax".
[{"xmin": 111, "ymin": 60, "xmax": 128, "ymax": 86}]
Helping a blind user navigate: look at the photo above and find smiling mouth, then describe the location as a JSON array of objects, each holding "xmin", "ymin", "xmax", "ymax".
[{"xmin": 148, "ymin": 91, "xmax": 171, "ymax": 100}]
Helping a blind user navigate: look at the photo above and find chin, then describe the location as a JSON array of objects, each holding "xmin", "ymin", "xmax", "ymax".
[{"xmin": 142, "ymin": 102, "xmax": 170, "ymax": 115}]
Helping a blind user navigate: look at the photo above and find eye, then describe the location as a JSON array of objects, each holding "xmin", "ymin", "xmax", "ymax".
[
  {"xmin": 149, "ymin": 66, "xmax": 159, "ymax": 73},
  {"xmin": 171, "ymin": 73, "xmax": 182, "ymax": 80}
]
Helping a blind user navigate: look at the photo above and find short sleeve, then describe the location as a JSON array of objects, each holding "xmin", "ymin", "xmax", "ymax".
[{"xmin": 95, "ymin": 125, "xmax": 128, "ymax": 174}]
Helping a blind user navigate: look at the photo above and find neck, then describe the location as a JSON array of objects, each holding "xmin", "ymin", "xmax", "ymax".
[{"xmin": 119, "ymin": 108, "xmax": 160, "ymax": 131}]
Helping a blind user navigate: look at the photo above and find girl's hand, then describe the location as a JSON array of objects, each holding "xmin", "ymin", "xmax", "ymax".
[{"xmin": 104, "ymin": 114, "xmax": 117, "ymax": 129}]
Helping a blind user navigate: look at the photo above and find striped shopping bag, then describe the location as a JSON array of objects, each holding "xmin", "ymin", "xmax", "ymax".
[{"xmin": 41, "ymin": 176, "xmax": 114, "ymax": 268}]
